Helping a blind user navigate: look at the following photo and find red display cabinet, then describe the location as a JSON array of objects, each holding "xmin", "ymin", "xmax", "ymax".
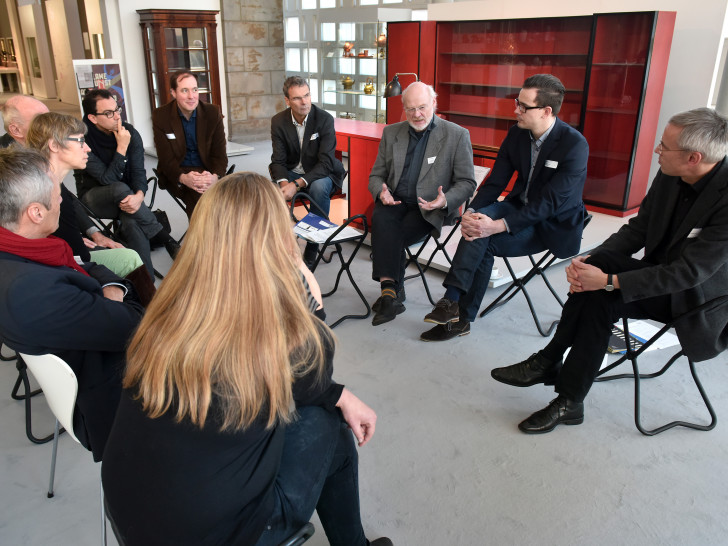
[{"xmin": 388, "ymin": 12, "xmax": 675, "ymax": 216}]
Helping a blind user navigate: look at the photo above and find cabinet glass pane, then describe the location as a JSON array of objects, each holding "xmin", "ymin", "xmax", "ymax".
[
  {"xmin": 309, "ymin": 79, "xmax": 319, "ymax": 102},
  {"xmin": 301, "ymin": 0, "xmax": 316, "ymax": 9},
  {"xmin": 164, "ymin": 27, "xmax": 206, "ymax": 49},
  {"xmin": 359, "ymin": 58, "xmax": 376, "ymax": 75},
  {"xmin": 146, "ymin": 27, "xmax": 155, "ymax": 53},
  {"xmin": 360, "ymin": 0, "xmax": 377, "ymax": 5},
  {"xmin": 339, "ymin": 23, "xmax": 355, "ymax": 42},
  {"xmin": 196, "ymin": 72, "xmax": 210, "ymax": 91},
  {"xmin": 320, "ymin": 0, "xmax": 335, "ymax": 8}
]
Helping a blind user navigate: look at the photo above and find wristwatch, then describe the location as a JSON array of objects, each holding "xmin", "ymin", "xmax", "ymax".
[{"xmin": 604, "ymin": 273, "xmax": 615, "ymax": 292}]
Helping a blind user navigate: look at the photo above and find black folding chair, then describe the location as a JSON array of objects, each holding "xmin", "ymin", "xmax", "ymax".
[
  {"xmin": 278, "ymin": 523, "xmax": 315, "ymax": 546},
  {"xmin": 290, "ymin": 192, "xmax": 370, "ymax": 328},
  {"xmin": 479, "ymin": 214, "xmax": 592, "ymax": 337},
  {"xmin": 594, "ymin": 295, "xmax": 728, "ymax": 436}
]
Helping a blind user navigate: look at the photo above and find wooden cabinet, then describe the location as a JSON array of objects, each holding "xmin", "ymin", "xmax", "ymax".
[
  {"xmin": 388, "ymin": 12, "xmax": 675, "ymax": 216},
  {"xmin": 137, "ymin": 9, "xmax": 221, "ymax": 112}
]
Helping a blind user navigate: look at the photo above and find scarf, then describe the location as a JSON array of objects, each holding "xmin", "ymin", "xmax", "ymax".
[
  {"xmin": 84, "ymin": 117, "xmax": 130, "ymax": 182},
  {"xmin": 0, "ymin": 225, "xmax": 89, "ymax": 276}
]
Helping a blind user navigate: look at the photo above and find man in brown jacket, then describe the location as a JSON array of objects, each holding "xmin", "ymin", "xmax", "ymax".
[{"xmin": 152, "ymin": 71, "xmax": 228, "ymax": 218}]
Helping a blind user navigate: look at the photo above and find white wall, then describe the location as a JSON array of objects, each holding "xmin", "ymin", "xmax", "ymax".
[
  {"xmin": 428, "ymin": 0, "xmax": 728, "ymax": 184},
  {"xmin": 46, "ymin": 0, "xmax": 85, "ymax": 105},
  {"xmin": 101, "ymin": 0, "xmax": 227, "ymax": 146}
]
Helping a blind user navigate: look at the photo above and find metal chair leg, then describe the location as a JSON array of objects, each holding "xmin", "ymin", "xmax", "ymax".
[
  {"xmin": 12, "ymin": 359, "xmax": 56, "ymax": 444},
  {"xmin": 100, "ymin": 467, "xmax": 107, "ymax": 546},
  {"xmin": 47, "ymin": 420, "xmax": 60, "ymax": 498}
]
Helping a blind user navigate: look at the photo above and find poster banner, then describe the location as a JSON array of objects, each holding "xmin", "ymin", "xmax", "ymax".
[{"xmin": 72, "ymin": 59, "xmax": 128, "ymax": 122}]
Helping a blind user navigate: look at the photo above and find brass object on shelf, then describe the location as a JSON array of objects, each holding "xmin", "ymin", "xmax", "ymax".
[
  {"xmin": 363, "ymin": 77, "xmax": 375, "ymax": 95},
  {"xmin": 343, "ymin": 42, "xmax": 353, "ymax": 57},
  {"xmin": 341, "ymin": 76, "xmax": 355, "ymax": 90},
  {"xmin": 377, "ymin": 32, "xmax": 387, "ymax": 47}
]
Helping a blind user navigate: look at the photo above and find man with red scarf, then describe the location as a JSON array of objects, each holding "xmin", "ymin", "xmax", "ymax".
[{"xmin": 0, "ymin": 147, "xmax": 143, "ymax": 461}]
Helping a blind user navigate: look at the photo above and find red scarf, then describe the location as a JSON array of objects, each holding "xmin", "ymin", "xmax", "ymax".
[{"xmin": 0, "ymin": 226, "xmax": 89, "ymax": 276}]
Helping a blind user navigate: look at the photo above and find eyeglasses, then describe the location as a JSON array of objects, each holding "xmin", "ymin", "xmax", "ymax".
[
  {"xmin": 404, "ymin": 105, "xmax": 428, "ymax": 115},
  {"xmin": 289, "ymin": 93, "xmax": 311, "ymax": 103},
  {"xmin": 514, "ymin": 98, "xmax": 545, "ymax": 113},
  {"xmin": 95, "ymin": 106, "xmax": 122, "ymax": 119},
  {"xmin": 656, "ymin": 140, "xmax": 688, "ymax": 154},
  {"xmin": 65, "ymin": 136, "xmax": 86, "ymax": 145}
]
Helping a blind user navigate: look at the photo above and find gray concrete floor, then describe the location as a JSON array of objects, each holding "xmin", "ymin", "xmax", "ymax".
[{"xmin": 2, "ymin": 128, "xmax": 728, "ymax": 545}]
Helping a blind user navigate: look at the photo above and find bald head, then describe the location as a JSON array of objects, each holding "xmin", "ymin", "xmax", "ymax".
[
  {"xmin": 401, "ymin": 82, "xmax": 437, "ymax": 132},
  {"xmin": 1, "ymin": 96, "xmax": 50, "ymax": 145}
]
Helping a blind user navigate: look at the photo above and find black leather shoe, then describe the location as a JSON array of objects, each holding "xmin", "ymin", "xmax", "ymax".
[
  {"xmin": 491, "ymin": 352, "xmax": 562, "ymax": 387},
  {"xmin": 518, "ymin": 395, "xmax": 584, "ymax": 434},
  {"xmin": 164, "ymin": 239, "xmax": 181, "ymax": 260},
  {"xmin": 372, "ymin": 285, "xmax": 406, "ymax": 313},
  {"xmin": 424, "ymin": 297, "xmax": 459, "ymax": 324},
  {"xmin": 372, "ymin": 295, "xmax": 405, "ymax": 326},
  {"xmin": 420, "ymin": 320, "xmax": 470, "ymax": 341},
  {"xmin": 368, "ymin": 539, "xmax": 393, "ymax": 546}
]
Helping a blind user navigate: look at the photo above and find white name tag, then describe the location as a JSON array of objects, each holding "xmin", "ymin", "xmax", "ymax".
[
  {"xmin": 688, "ymin": 228, "xmax": 702, "ymax": 239},
  {"xmin": 310, "ymin": 132, "xmax": 319, "ymax": 140},
  {"xmin": 427, "ymin": 156, "xmax": 436, "ymax": 164},
  {"xmin": 166, "ymin": 133, "xmax": 176, "ymax": 140},
  {"xmin": 545, "ymin": 160, "xmax": 558, "ymax": 169}
]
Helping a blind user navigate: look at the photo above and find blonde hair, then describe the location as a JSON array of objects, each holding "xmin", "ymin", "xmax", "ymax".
[
  {"xmin": 26, "ymin": 112, "xmax": 86, "ymax": 158},
  {"xmin": 124, "ymin": 172, "xmax": 330, "ymax": 430}
]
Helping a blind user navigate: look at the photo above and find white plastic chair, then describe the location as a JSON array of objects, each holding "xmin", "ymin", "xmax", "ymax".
[{"xmin": 19, "ymin": 352, "xmax": 108, "ymax": 545}]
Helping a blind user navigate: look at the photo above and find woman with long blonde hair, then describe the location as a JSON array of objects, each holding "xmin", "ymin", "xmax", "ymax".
[{"xmin": 101, "ymin": 173, "xmax": 392, "ymax": 546}]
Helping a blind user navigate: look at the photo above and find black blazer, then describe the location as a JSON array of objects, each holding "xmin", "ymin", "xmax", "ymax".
[
  {"xmin": 0, "ymin": 252, "xmax": 143, "ymax": 461},
  {"xmin": 269, "ymin": 104, "xmax": 345, "ymax": 188},
  {"xmin": 597, "ymin": 159, "xmax": 728, "ymax": 361},
  {"xmin": 470, "ymin": 117, "xmax": 589, "ymax": 259}
]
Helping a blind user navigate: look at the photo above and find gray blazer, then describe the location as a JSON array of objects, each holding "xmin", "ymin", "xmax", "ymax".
[
  {"xmin": 368, "ymin": 118, "xmax": 476, "ymax": 234},
  {"xmin": 597, "ymin": 158, "xmax": 728, "ymax": 361}
]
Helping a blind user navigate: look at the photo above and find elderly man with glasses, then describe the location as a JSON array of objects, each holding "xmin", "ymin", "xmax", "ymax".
[
  {"xmin": 420, "ymin": 74, "xmax": 589, "ymax": 341},
  {"xmin": 368, "ymin": 81, "xmax": 477, "ymax": 326},
  {"xmin": 76, "ymin": 89, "xmax": 179, "ymax": 276}
]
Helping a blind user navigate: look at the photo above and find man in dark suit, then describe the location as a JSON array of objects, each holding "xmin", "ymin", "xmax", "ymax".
[
  {"xmin": 491, "ymin": 107, "xmax": 728, "ymax": 434},
  {"xmin": 368, "ymin": 82, "xmax": 477, "ymax": 326},
  {"xmin": 152, "ymin": 70, "xmax": 228, "ymax": 218},
  {"xmin": 269, "ymin": 75, "xmax": 345, "ymax": 266},
  {"xmin": 421, "ymin": 74, "xmax": 588, "ymax": 341},
  {"xmin": 0, "ymin": 147, "xmax": 143, "ymax": 461}
]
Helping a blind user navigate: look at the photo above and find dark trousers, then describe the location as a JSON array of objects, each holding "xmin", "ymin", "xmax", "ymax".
[
  {"xmin": 255, "ymin": 406, "xmax": 367, "ymax": 546},
  {"xmin": 371, "ymin": 201, "xmax": 433, "ymax": 283},
  {"xmin": 445, "ymin": 200, "xmax": 547, "ymax": 321},
  {"xmin": 81, "ymin": 182, "xmax": 163, "ymax": 277},
  {"xmin": 544, "ymin": 250, "xmax": 673, "ymax": 402}
]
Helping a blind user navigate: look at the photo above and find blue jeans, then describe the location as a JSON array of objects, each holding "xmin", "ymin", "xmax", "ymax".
[
  {"xmin": 287, "ymin": 170, "xmax": 334, "ymax": 217},
  {"xmin": 81, "ymin": 182, "xmax": 163, "ymax": 277},
  {"xmin": 255, "ymin": 406, "xmax": 367, "ymax": 546},
  {"xmin": 445, "ymin": 200, "xmax": 547, "ymax": 322}
]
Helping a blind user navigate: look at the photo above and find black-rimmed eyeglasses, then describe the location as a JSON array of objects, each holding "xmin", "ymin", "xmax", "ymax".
[
  {"xmin": 515, "ymin": 98, "xmax": 545, "ymax": 113},
  {"xmin": 95, "ymin": 106, "xmax": 122, "ymax": 119}
]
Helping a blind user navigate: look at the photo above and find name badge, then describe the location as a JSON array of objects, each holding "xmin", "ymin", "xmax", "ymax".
[
  {"xmin": 166, "ymin": 133, "xmax": 176, "ymax": 140},
  {"xmin": 688, "ymin": 228, "xmax": 702, "ymax": 239},
  {"xmin": 427, "ymin": 156, "xmax": 436, "ymax": 164},
  {"xmin": 545, "ymin": 160, "xmax": 558, "ymax": 169},
  {"xmin": 310, "ymin": 133, "xmax": 319, "ymax": 140}
]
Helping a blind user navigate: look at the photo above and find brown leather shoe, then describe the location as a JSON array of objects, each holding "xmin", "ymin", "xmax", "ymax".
[
  {"xmin": 518, "ymin": 395, "xmax": 584, "ymax": 434},
  {"xmin": 491, "ymin": 352, "xmax": 562, "ymax": 387},
  {"xmin": 420, "ymin": 320, "xmax": 470, "ymax": 341}
]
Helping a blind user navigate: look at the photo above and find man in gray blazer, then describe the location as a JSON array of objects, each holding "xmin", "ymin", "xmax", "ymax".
[
  {"xmin": 491, "ymin": 107, "xmax": 728, "ymax": 434},
  {"xmin": 368, "ymin": 82, "xmax": 476, "ymax": 326}
]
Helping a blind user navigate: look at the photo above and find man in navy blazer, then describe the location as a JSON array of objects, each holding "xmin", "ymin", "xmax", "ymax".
[
  {"xmin": 269, "ymin": 75, "xmax": 345, "ymax": 265},
  {"xmin": 492, "ymin": 108, "xmax": 728, "ymax": 434},
  {"xmin": 0, "ymin": 147, "xmax": 143, "ymax": 461},
  {"xmin": 421, "ymin": 74, "xmax": 588, "ymax": 341}
]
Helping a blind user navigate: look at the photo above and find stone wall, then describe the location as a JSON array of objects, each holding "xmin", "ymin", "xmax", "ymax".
[{"xmin": 222, "ymin": 0, "xmax": 285, "ymax": 143}]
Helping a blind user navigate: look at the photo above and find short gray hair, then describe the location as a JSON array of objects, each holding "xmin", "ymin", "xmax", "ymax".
[
  {"xmin": 0, "ymin": 147, "xmax": 53, "ymax": 230},
  {"xmin": 670, "ymin": 108, "xmax": 728, "ymax": 163}
]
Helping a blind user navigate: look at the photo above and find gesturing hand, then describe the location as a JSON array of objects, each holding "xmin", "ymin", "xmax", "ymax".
[{"xmin": 379, "ymin": 184, "xmax": 401, "ymax": 206}]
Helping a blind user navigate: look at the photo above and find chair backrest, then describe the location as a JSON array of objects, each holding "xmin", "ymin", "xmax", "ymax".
[{"xmin": 19, "ymin": 353, "xmax": 80, "ymax": 444}]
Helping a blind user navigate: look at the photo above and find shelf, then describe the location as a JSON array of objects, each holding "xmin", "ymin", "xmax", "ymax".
[
  {"xmin": 591, "ymin": 62, "xmax": 646, "ymax": 67},
  {"xmin": 440, "ymin": 110, "xmax": 516, "ymax": 121},
  {"xmin": 326, "ymin": 89, "xmax": 381, "ymax": 97},
  {"xmin": 440, "ymin": 52, "xmax": 589, "ymax": 58},
  {"xmin": 586, "ymin": 107, "xmax": 640, "ymax": 115},
  {"xmin": 440, "ymin": 82, "xmax": 584, "ymax": 93}
]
